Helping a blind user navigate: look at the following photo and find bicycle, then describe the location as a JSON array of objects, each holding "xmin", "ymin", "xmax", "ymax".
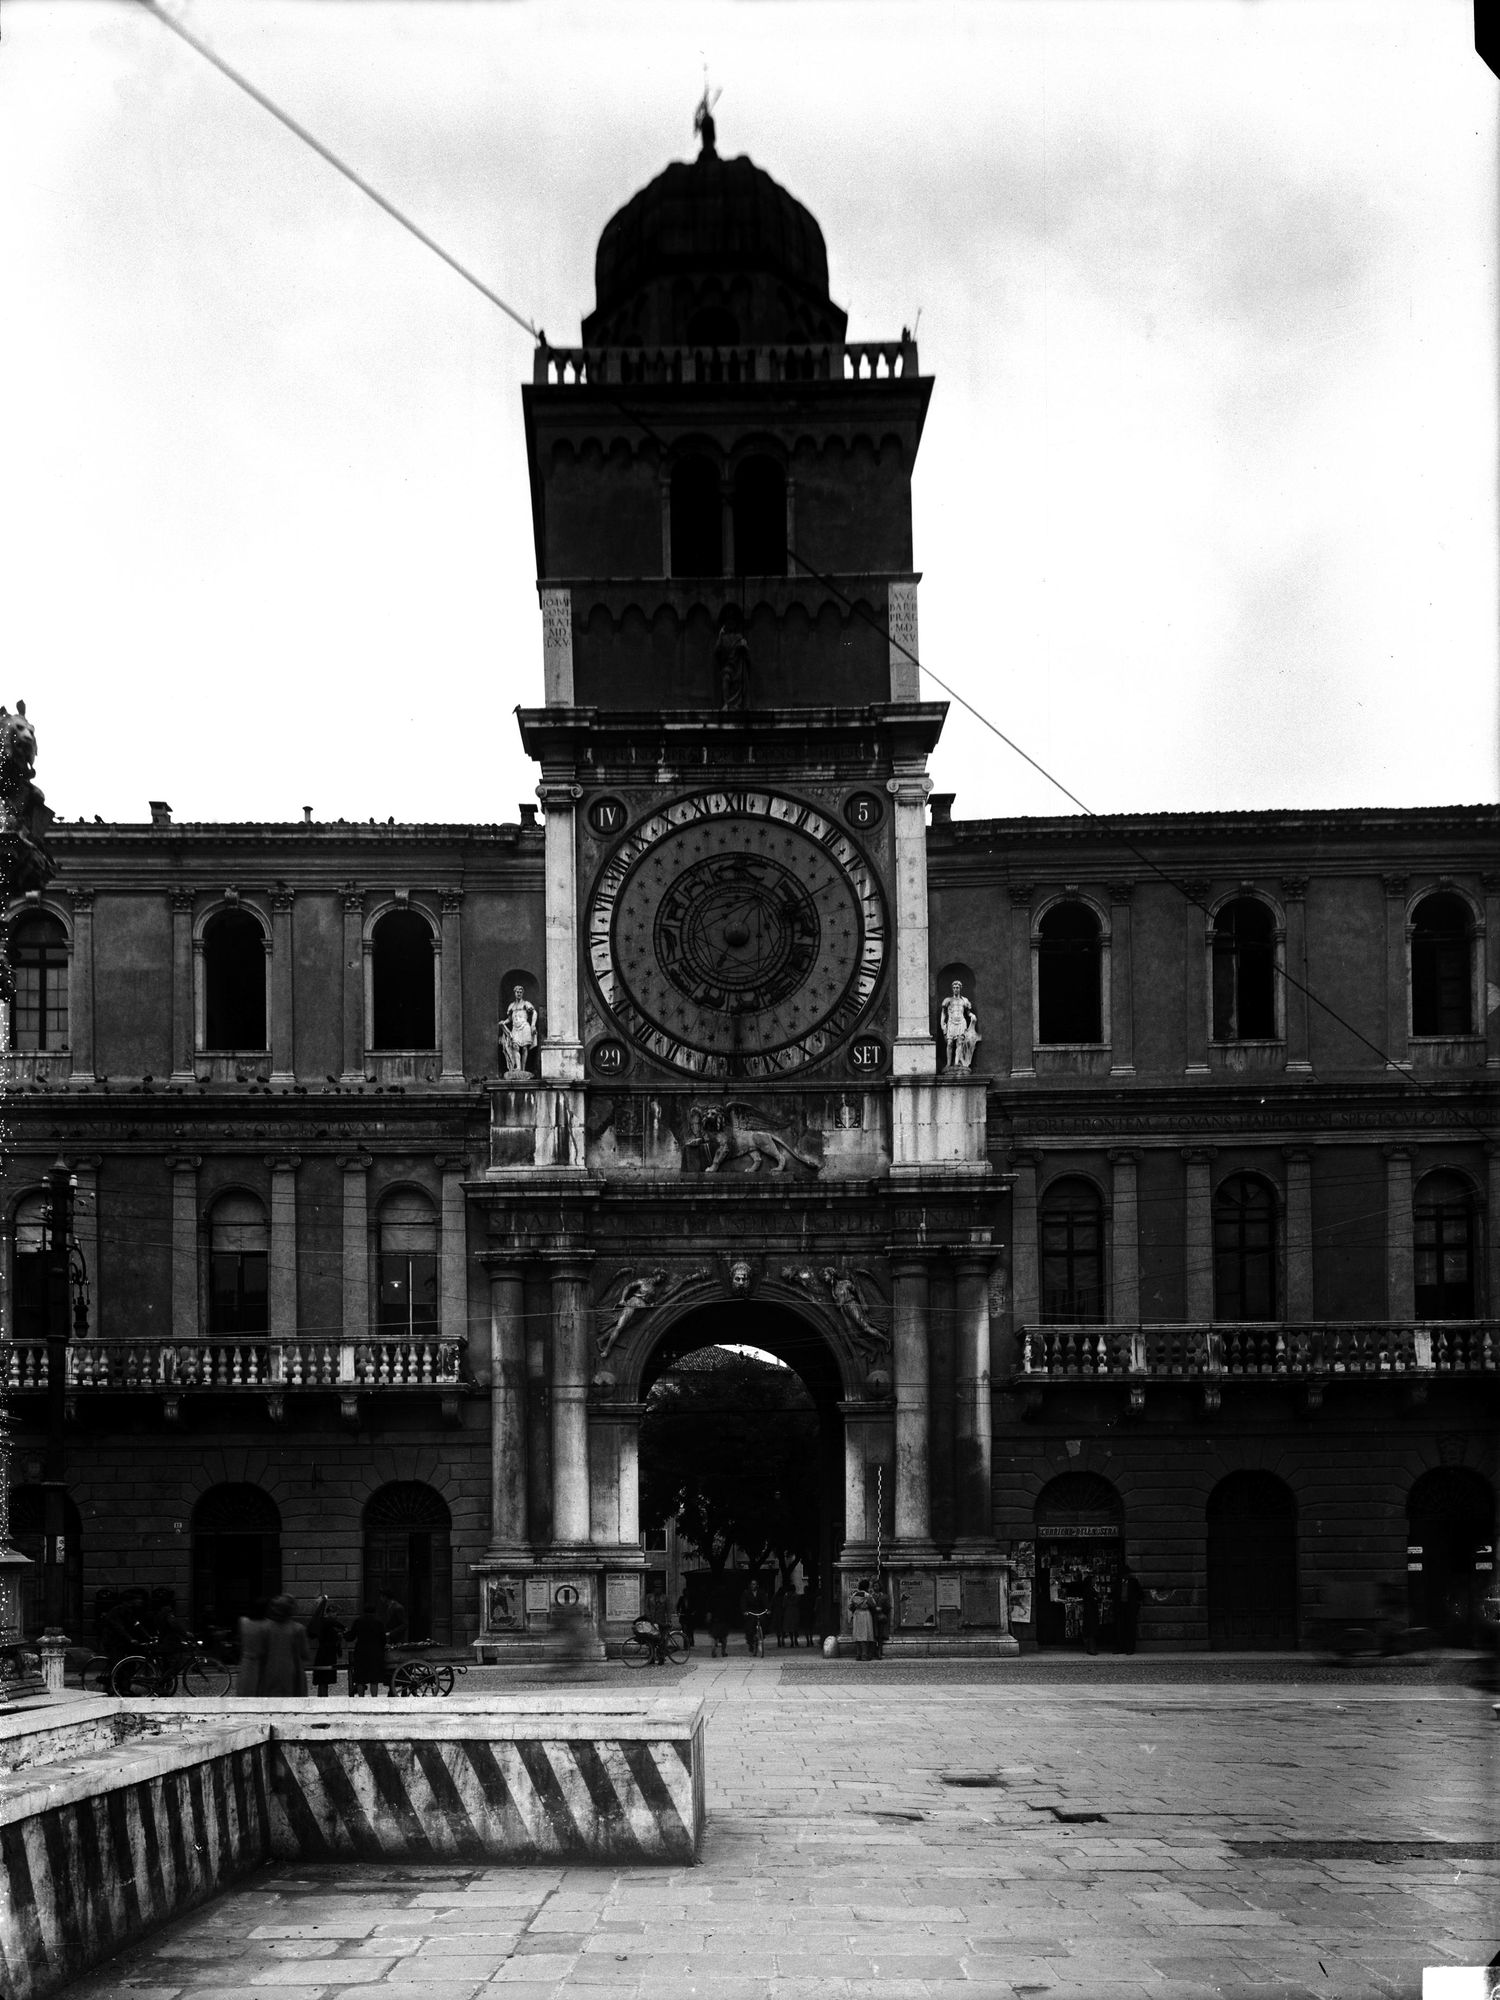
[
  {"xmin": 111, "ymin": 1638, "xmax": 231, "ymax": 1698},
  {"xmin": 622, "ymin": 1623, "xmax": 686, "ymax": 1669},
  {"xmin": 744, "ymin": 1610, "xmax": 769, "ymax": 1658}
]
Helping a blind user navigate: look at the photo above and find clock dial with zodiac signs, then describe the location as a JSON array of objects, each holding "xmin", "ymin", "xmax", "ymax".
[{"xmin": 587, "ymin": 790, "xmax": 887, "ymax": 1077}]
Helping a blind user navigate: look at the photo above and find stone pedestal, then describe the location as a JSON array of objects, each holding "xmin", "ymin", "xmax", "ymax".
[{"xmin": 39, "ymin": 1629, "xmax": 69, "ymax": 1693}]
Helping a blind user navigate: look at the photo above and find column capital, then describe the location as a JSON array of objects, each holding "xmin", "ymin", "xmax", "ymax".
[
  {"xmin": 1007, "ymin": 882, "xmax": 1034, "ymax": 909},
  {"xmin": 1181, "ymin": 1146, "xmax": 1218, "ymax": 1165},
  {"xmin": 1105, "ymin": 880, "xmax": 1135, "ymax": 905},
  {"xmin": 335, "ymin": 1153, "xmax": 373, "ymax": 1173},
  {"xmin": 434, "ymin": 1152, "xmax": 471, "ymax": 1173},
  {"xmin": 1382, "ymin": 1143, "xmax": 1413, "ymax": 1163},
  {"xmin": 270, "ymin": 887, "xmax": 296, "ymax": 913},
  {"xmin": 1480, "ymin": 871, "xmax": 1500, "ymax": 895},
  {"xmin": 1281, "ymin": 1145, "xmax": 1313, "ymax": 1164},
  {"xmin": 1181, "ymin": 879, "xmax": 1211, "ymax": 905},
  {"xmin": 1381, "ymin": 873, "xmax": 1409, "ymax": 899},
  {"xmin": 70, "ymin": 885, "xmax": 97, "ymax": 911},
  {"xmin": 341, "ymin": 882, "xmax": 364, "ymax": 915},
  {"xmin": 1006, "ymin": 1148, "xmax": 1043, "ymax": 1172},
  {"xmin": 1280, "ymin": 874, "xmax": 1310, "ymax": 901},
  {"xmin": 547, "ymin": 1254, "xmax": 593, "ymax": 1283},
  {"xmin": 169, "ymin": 888, "xmax": 195, "ymax": 915},
  {"xmin": 266, "ymin": 1154, "xmax": 303, "ymax": 1173},
  {"xmin": 537, "ymin": 780, "xmax": 583, "ymax": 810},
  {"xmin": 1107, "ymin": 1148, "xmax": 1138, "ymax": 1166},
  {"xmin": 164, "ymin": 1155, "xmax": 201, "ymax": 1174},
  {"xmin": 884, "ymin": 774, "xmax": 932, "ymax": 805},
  {"xmin": 440, "ymin": 887, "xmax": 465, "ymax": 913},
  {"xmin": 889, "ymin": 1253, "xmax": 932, "ymax": 1279}
]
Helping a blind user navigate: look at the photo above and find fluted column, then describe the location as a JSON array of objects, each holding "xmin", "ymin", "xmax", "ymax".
[
  {"xmin": 1383, "ymin": 875, "xmax": 1411, "ymax": 1070},
  {"xmin": 538, "ymin": 780, "xmax": 583, "ymax": 1082},
  {"xmin": 1184, "ymin": 1148, "xmax": 1216, "ymax": 1322},
  {"xmin": 169, "ymin": 888, "xmax": 193, "ymax": 1081},
  {"xmin": 439, "ymin": 889, "xmax": 465, "ymax": 1082},
  {"xmin": 953, "ymin": 1255, "xmax": 994, "ymax": 1547},
  {"xmin": 1385, "ymin": 1147, "xmax": 1414, "ymax": 1320},
  {"xmin": 1284, "ymin": 1148, "xmax": 1314, "ymax": 1322},
  {"xmin": 337, "ymin": 1155, "xmax": 370, "ymax": 1346},
  {"xmin": 1009, "ymin": 885, "xmax": 1035, "ymax": 1076},
  {"xmin": 167, "ymin": 1157, "xmax": 200, "ymax": 1344},
  {"xmin": 487, "ymin": 1263, "xmax": 529, "ymax": 1558},
  {"xmin": 1109, "ymin": 1150, "xmax": 1140, "ymax": 1324},
  {"xmin": 340, "ymin": 886, "xmax": 364, "ymax": 1083},
  {"xmin": 1281, "ymin": 876, "xmax": 1312, "ymax": 1073},
  {"xmin": 1107, "ymin": 882, "xmax": 1135, "ymax": 1076},
  {"xmin": 891, "ymin": 1258, "xmax": 933, "ymax": 1547},
  {"xmin": 269, "ymin": 888, "xmax": 295, "ymax": 1086},
  {"xmin": 268, "ymin": 1156, "xmax": 300, "ymax": 1340},
  {"xmin": 1183, "ymin": 881, "xmax": 1210, "ymax": 1074},
  {"xmin": 68, "ymin": 887, "xmax": 97, "ymax": 1083},
  {"xmin": 889, "ymin": 769, "xmax": 935, "ymax": 1076},
  {"xmin": 549, "ymin": 1258, "xmax": 592, "ymax": 1547}
]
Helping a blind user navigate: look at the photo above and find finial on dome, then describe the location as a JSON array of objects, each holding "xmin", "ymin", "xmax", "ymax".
[{"xmin": 694, "ymin": 79, "xmax": 722, "ymax": 157}]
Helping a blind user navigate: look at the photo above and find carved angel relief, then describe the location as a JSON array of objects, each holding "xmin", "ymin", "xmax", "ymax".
[
  {"xmin": 782, "ymin": 1264, "xmax": 891, "ymax": 1365},
  {"xmin": 595, "ymin": 1264, "xmax": 710, "ymax": 1359}
]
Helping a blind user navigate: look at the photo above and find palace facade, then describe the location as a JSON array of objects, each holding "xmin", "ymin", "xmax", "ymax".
[{"xmin": 3, "ymin": 124, "xmax": 1496, "ymax": 1656}]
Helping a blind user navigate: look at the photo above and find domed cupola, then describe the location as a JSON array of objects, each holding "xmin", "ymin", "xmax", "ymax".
[{"xmin": 581, "ymin": 108, "xmax": 848, "ymax": 347}]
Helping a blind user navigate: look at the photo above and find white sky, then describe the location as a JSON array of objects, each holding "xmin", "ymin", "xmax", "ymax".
[{"xmin": 1, "ymin": 0, "xmax": 1494, "ymax": 829}]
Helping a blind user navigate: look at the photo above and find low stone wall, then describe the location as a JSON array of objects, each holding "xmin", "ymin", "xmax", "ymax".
[{"xmin": 0, "ymin": 1694, "xmax": 705, "ymax": 2000}]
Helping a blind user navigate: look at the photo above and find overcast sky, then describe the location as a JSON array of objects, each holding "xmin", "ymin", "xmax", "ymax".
[{"xmin": 1, "ymin": 0, "xmax": 1494, "ymax": 830}]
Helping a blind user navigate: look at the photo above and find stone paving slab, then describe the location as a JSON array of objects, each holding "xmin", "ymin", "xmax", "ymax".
[{"xmin": 51, "ymin": 1657, "xmax": 1498, "ymax": 2000}]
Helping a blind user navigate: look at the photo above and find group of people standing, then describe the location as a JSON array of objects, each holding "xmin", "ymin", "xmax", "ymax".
[
  {"xmin": 233, "ymin": 1593, "xmax": 406, "ymax": 1697},
  {"xmin": 683, "ymin": 1577, "xmax": 819, "ymax": 1657}
]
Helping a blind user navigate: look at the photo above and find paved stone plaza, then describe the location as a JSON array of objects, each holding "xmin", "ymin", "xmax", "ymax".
[{"xmin": 59, "ymin": 1658, "xmax": 1496, "ymax": 2000}]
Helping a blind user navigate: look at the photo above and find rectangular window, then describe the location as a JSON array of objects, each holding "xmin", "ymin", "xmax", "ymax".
[
  {"xmin": 378, "ymin": 1252, "xmax": 439, "ymax": 1337},
  {"xmin": 209, "ymin": 1251, "xmax": 269, "ymax": 1336}
]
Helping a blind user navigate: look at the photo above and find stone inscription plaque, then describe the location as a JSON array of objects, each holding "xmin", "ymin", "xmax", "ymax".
[
  {"xmin": 540, "ymin": 587, "xmax": 574, "ymax": 701},
  {"xmin": 898, "ymin": 1574, "xmax": 936, "ymax": 1629},
  {"xmin": 936, "ymin": 1573, "xmax": 962, "ymax": 1612},
  {"xmin": 888, "ymin": 582, "xmax": 920, "ymax": 699},
  {"xmin": 523, "ymin": 1578, "xmax": 551, "ymax": 1614}
]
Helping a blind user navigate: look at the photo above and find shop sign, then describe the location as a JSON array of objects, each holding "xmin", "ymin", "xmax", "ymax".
[{"xmin": 1037, "ymin": 1523, "xmax": 1121, "ymax": 1540}]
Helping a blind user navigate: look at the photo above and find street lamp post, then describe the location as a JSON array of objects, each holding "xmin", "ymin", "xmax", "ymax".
[{"xmin": 39, "ymin": 1157, "xmax": 75, "ymax": 1689}]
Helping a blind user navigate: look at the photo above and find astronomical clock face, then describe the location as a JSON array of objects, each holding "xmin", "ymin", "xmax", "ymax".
[{"xmin": 587, "ymin": 790, "xmax": 887, "ymax": 1077}]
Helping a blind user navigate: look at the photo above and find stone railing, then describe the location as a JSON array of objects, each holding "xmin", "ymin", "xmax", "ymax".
[
  {"xmin": 2, "ymin": 1335, "xmax": 463, "ymax": 1393},
  {"xmin": 1017, "ymin": 1320, "xmax": 1497, "ymax": 1380},
  {"xmin": 0, "ymin": 1050, "xmax": 71, "ymax": 1086},
  {"xmin": 534, "ymin": 339, "xmax": 918, "ymax": 389}
]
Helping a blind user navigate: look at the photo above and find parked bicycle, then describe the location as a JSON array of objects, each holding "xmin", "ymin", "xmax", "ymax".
[
  {"xmin": 622, "ymin": 1621, "xmax": 686, "ymax": 1668},
  {"xmin": 110, "ymin": 1637, "xmax": 231, "ymax": 1698}
]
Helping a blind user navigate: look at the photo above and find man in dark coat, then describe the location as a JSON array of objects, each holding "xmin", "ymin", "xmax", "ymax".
[{"xmin": 347, "ymin": 1601, "xmax": 388, "ymax": 1696}]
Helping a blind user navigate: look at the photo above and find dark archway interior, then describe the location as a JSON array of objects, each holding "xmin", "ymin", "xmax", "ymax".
[{"xmin": 639, "ymin": 1299, "xmax": 845, "ymax": 1643}]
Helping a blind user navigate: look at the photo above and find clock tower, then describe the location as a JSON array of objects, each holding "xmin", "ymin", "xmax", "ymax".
[{"xmin": 470, "ymin": 116, "xmax": 1013, "ymax": 1657}]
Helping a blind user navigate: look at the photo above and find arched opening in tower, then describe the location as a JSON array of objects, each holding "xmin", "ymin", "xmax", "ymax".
[{"xmin": 638, "ymin": 1300, "xmax": 845, "ymax": 1650}]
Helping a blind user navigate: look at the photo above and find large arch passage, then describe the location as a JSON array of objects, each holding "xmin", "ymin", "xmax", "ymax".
[
  {"xmin": 637, "ymin": 1299, "xmax": 850, "ymax": 1648},
  {"xmin": 1206, "ymin": 1471, "xmax": 1298, "ymax": 1650},
  {"xmin": 1407, "ymin": 1467, "xmax": 1495, "ymax": 1644}
]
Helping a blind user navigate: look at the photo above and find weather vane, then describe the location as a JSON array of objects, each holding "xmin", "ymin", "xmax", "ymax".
[{"xmin": 694, "ymin": 73, "xmax": 722, "ymax": 155}]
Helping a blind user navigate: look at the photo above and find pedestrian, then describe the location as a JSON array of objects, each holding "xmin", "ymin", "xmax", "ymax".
[
  {"xmin": 784, "ymin": 1583, "xmax": 803, "ymax": 1648},
  {"xmin": 1081, "ymin": 1574, "xmax": 1100, "ymax": 1656},
  {"xmin": 801, "ymin": 1586, "xmax": 818, "ymax": 1649},
  {"xmin": 644, "ymin": 1586, "xmax": 670, "ymax": 1666},
  {"xmin": 675, "ymin": 1587, "xmax": 695, "ymax": 1649},
  {"xmin": 873, "ymin": 1578, "xmax": 890, "ymax": 1659},
  {"xmin": 740, "ymin": 1576, "xmax": 769, "ymax": 1656},
  {"xmin": 771, "ymin": 1579, "xmax": 789, "ymax": 1648},
  {"xmin": 380, "ymin": 1592, "xmax": 408, "ymax": 1694},
  {"xmin": 1116, "ymin": 1563, "xmax": 1142, "ymax": 1655},
  {"xmin": 260, "ymin": 1594, "xmax": 311, "ymax": 1696},
  {"xmin": 307, "ymin": 1595, "xmax": 345, "ymax": 1697},
  {"xmin": 346, "ymin": 1599, "xmax": 388, "ymax": 1696},
  {"xmin": 849, "ymin": 1579, "xmax": 878, "ymax": 1662},
  {"xmin": 707, "ymin": 1592, "xmax": 732, "ymax": 1659},
  {"xmin": 235, "ymin": 1600, "xmax": 270, "ymax": 1696}
]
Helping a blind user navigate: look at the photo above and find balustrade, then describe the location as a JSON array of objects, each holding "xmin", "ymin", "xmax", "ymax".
[
  {"xmin": 534, "ymin": 339, "xmax": 916, "ymax": 389},
  {"xmin": 1, "ymin": 1335, "xmax": 462, "ymax": 1392},
  {"xmin": 1017, "ymin": 1320, "xmax": 1496, "ymax": 1382}
]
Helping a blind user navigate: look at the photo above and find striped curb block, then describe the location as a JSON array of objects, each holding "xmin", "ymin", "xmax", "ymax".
[{"xmin": 0, "ymin": 1694, "xmax": 704, "ymax": 2000}]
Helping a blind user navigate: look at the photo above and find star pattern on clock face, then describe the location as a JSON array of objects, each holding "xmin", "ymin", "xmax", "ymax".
[{"xmin": 586, "ymin": 790, "xmax": 887, "ymax": 1078}]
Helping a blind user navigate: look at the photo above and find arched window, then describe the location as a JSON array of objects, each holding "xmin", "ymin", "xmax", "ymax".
[
  {"xmin": 1037, "ymin": 903, "xmax": 1102, "ymax": 1044},
  {"xmin": 192, "ymin": 1483, "xmax": 281, "ymax": 1640},
  {"xmin": 203, "ymin": 909, "xmax": 267, "ymax": 1051},
  {"xmin": 1039, "ymin": 1178, "xmax": 1104, "ymax": 1322},
  {"xmin": 364, "ymin": 1482, "xmax": 452, "ymax": 1644},
  {"xmin": 1414, "ymin": 1171, "xmax": 1476, "ymax": 1319},
  {"xmin": 7, "ymin": 913, "xmax": 68, "ymax": 1051},
  {"xmin": 10, "ymin": 1192, "xmax": 49, "ymax": 1343},
  {"xmin": 208, "ymin": 1192, "xmax": 268, "ymax": 1337},
  {"xmin": 732, "ymin": 456, "xmax": 786, "ymax": 576},
  {"xmin": 1211, "ymin": 898, "xmax": 1276, "ymax": 1040},
  {"xmin": 376, "ymin": 1190, "xmax": 439, "ymax": 1339},
  {"xmin": 1411, "ymin": 893, "xmax": 1472, "ymax": 1035},
  {"xmin": 371, "ymin": 910, "xmax": 436, "ymax": 1050},
  {"xmin": 669, "ymin": 456, "xmax": 722, "ymax": 577},
  {"xmin": 1206, "ymin": 1472, "xmax": 1297, "ymax": 1650},
  {"xmin": 1213, "ymin": 1175, "xmax": 1278, "ymax": 1322}
]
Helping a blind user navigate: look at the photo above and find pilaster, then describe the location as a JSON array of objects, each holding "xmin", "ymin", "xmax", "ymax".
[
  {"xmin": 340, "ymin": 886, "xmax": 364, "ymax": 1083},
  {"xmin": 1383, "ymin": 875, "xmax": 1411, "ymax": 1070},
  {"xmin": 439, "ymin": 889, "xmax": 465, "ymax": 1082},
  {"xmin": 1106, "ymin": 882, "xmax": 1135, "ymax": 1075},
  {"xmin": 166, "ymin": 1157, "xmax": 200, "ymax": 1345},
  {"xmin": 1183, "ymin": 882, "xmax": 1210, "ymax": 1074},
  {"xmin": 269, "ymin": 888, "xmax": 295, "ymax": 1086},
  {"xmin": 267, "ymin": 1156, "xmax": 300, "ymax": 1341},
  {"xmin": 168, "ymin": 888, "xmax": 193, "ymax": 1082},
  {"xmin": 337, "ymin": 1155, "xmax": 371, "ymax": 1347},
  {"xmin": 539, "ymin": 780, "xmax": 584, "ymax": 1082},
  {"xmin": 1010, "ymin": 1153, "xmax": 1041, "ymax": 1331},
  {"xmin": 1385, "ymin": 1146, "xmax": 1414, "ymax": 1320},
  {"xmin": 1281, "ymin": 875, "xmax": 1312, "ymax": 1072},
  {"xmin": 1183, "ymin": 1147, "xmax": 1216, "ymax": 1322},
  {"xmin": 889, "ymin": 770, "xmax": 936, "ymax": 1076},
  {"xmin": 439, "ymin": 1157, "xmax": 468, "ymax": 1350},
  {"xmin": 1108, "ymin": 1150, "xmax": 1140, "ymax": 1324},
  {"xmin": 891, "ymin": 1256, "xmax": 934, "ymax": 1550},
  {"xmin": 68, "ymin": 887, "xmax": 97, "ymax": 1084},
  {"xmin": 1482, "ymin": 872, "xmax": 1500, "ymax": 1069},
  {"xmin": 1283, "ymin": 1148, "xmax": 1314, "ymax": 1322},
  {"xmin": 1008, "ymin": 884, "xmax": 1035, "ymax": 1077},
  {"xmin": 485, "ymin": 1262, "xmax": 530, "ymax": 1560}
]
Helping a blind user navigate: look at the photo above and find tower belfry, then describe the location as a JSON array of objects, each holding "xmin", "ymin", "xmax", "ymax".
[{"xmin": 470, "ymin": 133, "xmax": 1011, "ymax": 1655}]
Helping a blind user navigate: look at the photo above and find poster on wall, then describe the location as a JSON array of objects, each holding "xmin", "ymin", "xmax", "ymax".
[
  {"xmin": 936, "ymin": 1573, "xmax": 962, "ymax": 1612},
  {"xmin": 524, "ymin": 1578, "xmax": 550, "ymax": 1614},
  {"xmin": 484, "ymin": 1578, "xmax": 523, "ymax": 1631},
  {"xmin": 1010, "ymin": 1539, "xmax": 1035, "ymax": 1580},
  {"xmin": 963, "ymin": 1575, "xmax": 1001, "ymax": 1627},
  {"xmin": 1009, "ymin": 1577, "xmax": 1033, "ymax": 1626},
  {"xmin": 605, "ymin": 1574, "xmax": 641, "ymax": 1623},
  {"xmin": 899, "ymin": 1575, "xmax": 936, "ymax": 1628}
]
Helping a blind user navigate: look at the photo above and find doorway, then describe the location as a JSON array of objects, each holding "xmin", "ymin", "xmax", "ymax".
[
  {"xmin": 1207, "ymin": 1471, "xmax": 1298, "ymax": 1649},
  {"xmin": 1407, "ymin": 1467, "xmax": 1495, "ymax": 1643},
  {"xmin": 638, "ymin": 1302, "xmax": 845, "ymax": 1646},
  {"xmin": 1034, "ymin": 1472, "xmax": 1124, "ymax": 1650},
  {"xmin": 192, "ymin": 1483, "xmax": 282, "ymax": 1648},
  {"xmin": 363, "ymin": 1483, "xmax": 453, "ymax": 1643},
  {"xmin": 7, "ymin": 1485, "xmax": 82, "ymax": 1637}
]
